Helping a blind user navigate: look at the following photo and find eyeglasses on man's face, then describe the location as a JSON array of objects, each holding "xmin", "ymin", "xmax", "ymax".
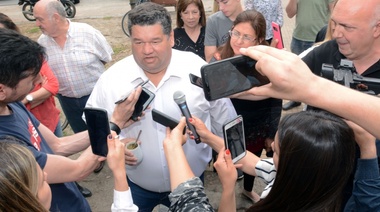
[{"xmin": 229, "ymin": 30, "xmax": 257, "ymax": 43}]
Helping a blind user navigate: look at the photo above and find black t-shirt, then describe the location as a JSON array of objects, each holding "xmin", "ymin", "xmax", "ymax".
[{"xmin": 173, "ymin": 26, "xmax": 206, "ymax": 60}]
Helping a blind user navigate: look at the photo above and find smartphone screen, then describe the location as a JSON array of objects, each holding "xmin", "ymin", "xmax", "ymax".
[
  {"xmin": 201, "ymin": 55, "xmax": 269, "ymax": 101},
  {"xmin": 115, "ymin": 80, "xmax": 149, "ymax": 104},
  {"xmin": 272, "ymin": 22, "xmax": 284, "ymax": 49},
  {"xmin": 223, "ymin": 115, "xmax": 246, "ymax": 163},
  {"xmin": 189, "ymin": 73, "xmax": 203, "ymax": 88},
  {"xmin": 84, "ymin": 107, "xmax": 110, "ymax": 157},
  {"xmin": 131, "ymin": 87, "xmax": 155, "ymax": 121}
]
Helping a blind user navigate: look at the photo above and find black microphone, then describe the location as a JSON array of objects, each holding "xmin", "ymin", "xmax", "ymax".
[{"xmin": 173, "ymin": 91, "xmax": 201, "ymax": 144}]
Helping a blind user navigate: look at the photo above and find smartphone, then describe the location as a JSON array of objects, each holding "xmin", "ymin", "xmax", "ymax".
[
  {"xmin": 84, "ymin": 107, "xmax": 110, "ymax": 157},
  {"xmin": 152, "ymin": 109, "xmax": 186, "ymax": 134},
  {"xmin": 200, "ymin": 55, "xmax": 269, "ymax": 101},
  {"xmin": 115, "ymin": 79, "xmax": 149, "ymax": 104},
  {"xmin": 189, "ymin": 73, "xmax": 203, "ymax": 88},
  {"xmin": 272, "ymin": 22, "xmax": 284, "ymax": 49},
  {"xmin": 131, "ymin": 87, "xmax": 155, "ymax": 121},
  {"xmin": 223, "ymin": 115, "xmax": 246, "ymax": 163}
]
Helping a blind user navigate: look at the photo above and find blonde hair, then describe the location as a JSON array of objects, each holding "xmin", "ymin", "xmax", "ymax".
[{"xmin": 0, "ymin": 137, "xmax": 48, "ymax": 212}]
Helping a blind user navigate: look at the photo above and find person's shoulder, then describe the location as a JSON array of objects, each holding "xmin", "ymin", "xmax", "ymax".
[
  {"xmin": 207, "ymin": 11, "xmax": 226, "ymax": 22},
  {"xmin": 172, "ymin": 49, "xmax": 206, "ymax": 63},
  {"xmin": 173, "ymin": 27, "xmax": 185, "ymax": 36},
  {"xmin": 106, "ymin": 55, "xmax": 135, "ymax": 73},
  {"xmin": 70, "ymin": 22, "xmax": 101, "ymax": 34}
]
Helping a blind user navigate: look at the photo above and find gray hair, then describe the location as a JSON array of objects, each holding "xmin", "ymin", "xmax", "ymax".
[
  {"xmin": 127, "ymin": 2, "xmax": 172, "ymax": 36},
  {"xmin": 46, "ymin": 0, "xmax": 66, "ymax": 20}
]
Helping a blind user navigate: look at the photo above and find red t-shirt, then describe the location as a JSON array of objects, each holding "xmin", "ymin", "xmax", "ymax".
[{"xmin": 26, "ymin": 61, "xmax": 60, "ymax": 132}]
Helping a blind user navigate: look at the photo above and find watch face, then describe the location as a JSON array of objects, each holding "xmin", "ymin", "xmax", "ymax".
[{"xmin": 26, "ymin": 95, "xmax": 33, "ymax": 102}]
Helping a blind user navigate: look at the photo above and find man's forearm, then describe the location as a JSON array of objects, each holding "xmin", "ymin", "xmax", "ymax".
[{"xmin": 55, "ymin": 131, "xmax": 90, "ymax": 156}]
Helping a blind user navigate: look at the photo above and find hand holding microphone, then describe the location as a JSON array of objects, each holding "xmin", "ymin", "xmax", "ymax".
[{"xmin": 173, "ymin": 91, "xmax": 201, "ymax": 144}]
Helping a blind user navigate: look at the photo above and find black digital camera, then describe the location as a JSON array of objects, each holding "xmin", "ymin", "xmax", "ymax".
[{"xmin": 321, "ymin": 59, "xmax": 380, "ymax": 95}]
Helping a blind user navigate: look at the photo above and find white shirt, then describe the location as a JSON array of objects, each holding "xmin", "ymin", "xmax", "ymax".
[
  {"xmin": 86, "ymin": 49, "xmax": 236, "ymax": 192},
  {"xmin": 255, "ymin": 158, "xmax": 277, "ymax": 199},
  {"xmin": 111, "ymin": 189, "xmax": 138, "ymax": 212}
]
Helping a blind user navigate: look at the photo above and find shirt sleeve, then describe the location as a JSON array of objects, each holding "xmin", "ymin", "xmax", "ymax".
[
  {"xmin": 168, "ymin": 177, "xmax": 214, "ymax": 212},
  {"xmin": 209, "ymin": 98, "xmax": 237, "ymax": 138},
  {"xmin": 344, "ymin": 158, "xmax": 380, "ymax": 211},
  {"xmin": 93, "ymin": 28, "xmax": 113, "ymax": 63},
  {"xmin": 111, "ymin": 189, "xmax": 139, "ymax": 212},
  {"xmin": 40, "ymin": 61, "xmax": 59, "ymax": 95},
  {"xmin": 204, "ymin": 16, "xmax": 218, "ymax": 46},
  {"xmin": 255, "ymin": 158, "xmax": 277, "ymax": 184}
]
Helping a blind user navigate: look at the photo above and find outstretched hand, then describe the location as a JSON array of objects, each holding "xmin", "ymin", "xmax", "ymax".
[
  {"xmin": 236, "ymin": 45, "xmax": 318, "ymax": 102},
  {"xmin": 214, "ymin": 148, "xmax": 241, "ymax": 189},
  {"xmin": 107, "ymin": 132, "xmax": 126, "ymax": 174},
  {"xmin": 107, "ymin": 132, "xmax": 130, "ymax": 192},
  {"xmin": 188, "ymin": 116, "xmax": 213, "ymax": 141},
  {"xmin": 163, "ymin": 117, "xmax": 187, "ymax": 151}
]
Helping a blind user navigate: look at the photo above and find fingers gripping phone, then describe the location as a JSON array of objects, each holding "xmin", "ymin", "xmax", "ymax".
[
  {"xmin": 131, "ymin": 87, "xmax": 155, "ymax": 121},
  {"xmin": 201, "ymin": 55, "xmax": 269, "ymax": 101},
  {"xmin": 272, "ymin": 22, "xmax": 284, "ymax": 49},
  {"xmin": 152, "ymin": 109, "xmax": 186, "ymax": 134},
  {"xmin": 115, "ymin": 80, "xmax": 149, "ymax": 104},
  {"xmin": 84, "ymin": 107, "xmax": 110, "ymax": 157},
  {"xmin": 223, "ymin": 115, "xmax": 246, "ymax": 163}
]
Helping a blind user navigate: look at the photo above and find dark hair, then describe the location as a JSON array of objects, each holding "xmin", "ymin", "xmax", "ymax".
[
  {"xmin": 0, "ymin": 13, "xmax": 20, "ymax": 33},
  {"xmin": 0, "ymin": 28, "xmax": 45, "ymax": 88},
  {"xmin": 248, "ymin": 111, "xmax": 356, "ymax": 211},
  {"xmin": 176, "ymin": 0, "xmax": 206, "ymax": 28},
  {"xmin": 219, "ymin": 10, "xmax": 268, "ymax": 59},
  {"xmin": 128, "ymin": 2, "xmax": 172, "ymax": 36}
]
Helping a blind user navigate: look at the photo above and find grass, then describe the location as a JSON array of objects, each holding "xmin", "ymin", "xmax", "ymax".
[{"xmin": 25, "ymin": 27, "xmax": 40, "ymax": 34}]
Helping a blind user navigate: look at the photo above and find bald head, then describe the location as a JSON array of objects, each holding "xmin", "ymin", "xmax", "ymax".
[
  {"xmin": 334, "ymin": 0, "xmax": 380, "ymax": 24},
  {"xmin": 34, "ymin": 0, "xmax": 68, "ymax": 38},
  {"xmin": 35, "ymin": 0, "xmax": 67, "ymax": 20}
]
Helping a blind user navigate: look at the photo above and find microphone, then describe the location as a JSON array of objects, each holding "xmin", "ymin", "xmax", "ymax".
[{"xmin": 173, "ymin": 91, "xmax": 201, "ymax": 144}]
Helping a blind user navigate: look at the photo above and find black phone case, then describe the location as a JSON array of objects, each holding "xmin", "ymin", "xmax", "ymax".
[
  {"xmin": 84, "ymin": 107, "xmax": 110, "ymax": 157},
  {"xmin": 200, "ymin": 55, "xmax": 269, "ymax": 101},
  {"xmin": 189, "ymin": 73, "xmax": 203, "ymax": 88},
  {"xmin": 131, "ymin": 87, "xmax": 155, "ymax": 121},
  {"xmin": 152, "ymin": 109, "xmax": 186, "ymax": 134}
]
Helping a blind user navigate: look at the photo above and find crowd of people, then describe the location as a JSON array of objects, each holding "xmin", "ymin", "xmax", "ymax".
[{"xmin": 0, "ymin": 0, "xmax": 379, "ymax": 211}]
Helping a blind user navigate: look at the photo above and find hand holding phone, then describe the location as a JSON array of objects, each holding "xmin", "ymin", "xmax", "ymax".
[
  {"xmin": 201, "ymin": 55, "xmax": 269, "ymax": 101},
  {"xmin": 130, "ymin": 87, "xmax": 155, "ymax": 121},
  {"xmin": 223, "ymin": 115, "xmax": 246, "ymax": 163},
  {"xmin": 84, "ymin": 107, "xmax": 111, "ymax": 157},
  {"xmin": 115, "ymin": 80, "xmax": 149, "ymax": 104},
  {"xmin": 272, "ymin": 22, "xmax": 284, "ymax": 49},
  {"xmin": 152, "ymin": 109, "xmax": 186, "ymax": 134}
]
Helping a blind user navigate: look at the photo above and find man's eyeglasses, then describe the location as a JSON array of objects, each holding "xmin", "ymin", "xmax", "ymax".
[{"xmin": 229, "ymin": 30, "xmax": 257, "ymax": 43}]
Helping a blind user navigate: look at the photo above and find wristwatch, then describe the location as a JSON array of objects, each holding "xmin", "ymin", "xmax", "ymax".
[{"xmin": 26, "ymin": 94, "xmax": 34, "ymax": 102}]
